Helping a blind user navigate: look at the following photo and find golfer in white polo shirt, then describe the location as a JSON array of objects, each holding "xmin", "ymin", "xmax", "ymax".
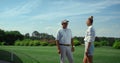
[
  {"xmin": 56, "ymin": 20, "xmax": 74, "ymax": 63},
  {"xmin": 83, "ymin": 16, "xmax": 95, "ymax": 63}
]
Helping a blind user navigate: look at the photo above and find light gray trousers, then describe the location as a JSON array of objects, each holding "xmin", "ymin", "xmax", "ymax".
[{"xmin": 60, "ymin": 46, "xmax": 74, "ymax": 63}]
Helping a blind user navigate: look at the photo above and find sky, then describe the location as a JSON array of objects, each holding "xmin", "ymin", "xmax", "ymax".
[{"xmin": 0, "ymin": 0, "xmax": 120, "ymax": 37}]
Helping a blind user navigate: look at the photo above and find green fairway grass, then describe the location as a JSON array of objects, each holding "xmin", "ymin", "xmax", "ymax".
[{"xmin": 0, "ymin": 46, "xmax": 120, "ymax": 63}]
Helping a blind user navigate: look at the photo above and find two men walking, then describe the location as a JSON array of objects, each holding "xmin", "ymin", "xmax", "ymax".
[{"xmin": 56, "ymin": 16, "xmax": 95, "ymax": 63}]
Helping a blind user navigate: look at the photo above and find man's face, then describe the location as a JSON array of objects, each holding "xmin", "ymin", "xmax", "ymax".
[{"xmin": 62, "ymin": 23, "xmax": 68, "ymax": 29}]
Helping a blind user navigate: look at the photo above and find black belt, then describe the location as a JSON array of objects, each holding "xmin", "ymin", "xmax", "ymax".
[{"xmin": 59, "ymin": 44, "xmax": 71, "ymax": 46}]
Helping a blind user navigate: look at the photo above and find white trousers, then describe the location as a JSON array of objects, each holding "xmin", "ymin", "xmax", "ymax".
[{"xmin": 60, "ymin": 46, "xmax": 74, "ymax": 63}]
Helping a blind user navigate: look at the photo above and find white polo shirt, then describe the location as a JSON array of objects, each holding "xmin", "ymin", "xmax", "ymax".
[
  {"xmin": 84, "ymin": 25, "xmax": 95, "ymax": 42},
  {"xmin": 56, "ymin": 28, "xmax": 72, "ymax": 44}
]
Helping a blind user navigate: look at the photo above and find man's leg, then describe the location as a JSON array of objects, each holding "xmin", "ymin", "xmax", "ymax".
[
  {"xmin": 60, "ymin": 46, "xmax": 66, "ymax": 63},
  {"xmin": 66, "ymin": 46, "xmax": 74, "ymax": 63}
]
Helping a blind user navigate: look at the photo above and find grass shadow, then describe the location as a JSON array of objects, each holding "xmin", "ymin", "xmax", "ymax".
[{"xmin": 0, "ymin": 50, "xmax": 23, "ymax": 63}]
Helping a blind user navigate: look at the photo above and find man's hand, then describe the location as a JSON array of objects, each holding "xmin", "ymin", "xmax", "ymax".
[
  {"xmin": 56, "ymin": 40, "xmax": 61, "ymax": 54},
  {"xmin": 58, "ymin": 49, "xmax": 61, "ymax": 54},
  {"xmin": 71, "ymin": 47, "xmax": 75, "ymax": 52}
]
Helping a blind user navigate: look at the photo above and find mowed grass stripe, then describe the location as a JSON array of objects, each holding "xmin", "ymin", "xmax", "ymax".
[{"xmin": 0, "ymin": 46, "xmax": 120, "ymax": 63}]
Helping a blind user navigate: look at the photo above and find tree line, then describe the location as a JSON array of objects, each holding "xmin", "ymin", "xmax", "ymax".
[
  {"xmin": 0, "ymin": 29, "xmax": 120, "ymax": 49},
  {"xmin": 0, "ymin": 29, "xmax": 55, "ymax": 45}
]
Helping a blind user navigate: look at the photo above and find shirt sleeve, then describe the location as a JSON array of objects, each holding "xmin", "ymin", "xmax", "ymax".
[
  {"xmin": 87, "ymin": 28, "xmax": 94, "ymax": 42},
  {"xmin": 70, "ymin": 29, "xmax": 73, "ymax": 39},
  {"xmin": 56, "ymin": 30, "xmax": 60, "ymax": 40}
]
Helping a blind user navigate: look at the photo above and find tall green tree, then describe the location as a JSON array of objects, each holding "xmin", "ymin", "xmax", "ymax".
[
  {"xmin": 0, "ymin": 29, "xmax": 5, "ymax": 42},
  {"xmin": 5, "ymin": 31, "xmax": 24, "ymax": 45}
]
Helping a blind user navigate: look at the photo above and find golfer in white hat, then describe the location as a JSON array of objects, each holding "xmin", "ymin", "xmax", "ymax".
[{"xmin": 56, "ymin": 19, "xmax": 74, "ymax": 63}]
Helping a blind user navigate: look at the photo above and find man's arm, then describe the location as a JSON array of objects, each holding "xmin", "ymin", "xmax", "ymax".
[
  {"xmin": 56, "ymin": 40, "xmax": 61, "ymax": 54},
  {"xmin": 71, "ymin": 38, "xmax": 75, "ymax": 52}
]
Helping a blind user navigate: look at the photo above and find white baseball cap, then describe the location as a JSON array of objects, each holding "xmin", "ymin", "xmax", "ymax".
[{"xmin": 61, "ymin": 19, "xmax": 69, "ymax": 24}]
